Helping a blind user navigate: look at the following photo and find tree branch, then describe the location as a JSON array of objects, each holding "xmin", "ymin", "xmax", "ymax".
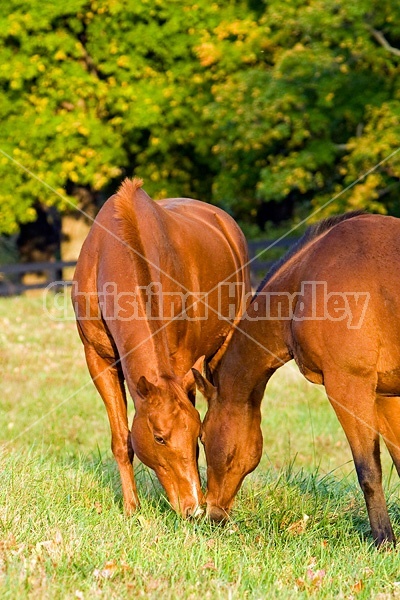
[{"xmin": 368, "ymin": 26, "xmax": 400, "ymax": 57}]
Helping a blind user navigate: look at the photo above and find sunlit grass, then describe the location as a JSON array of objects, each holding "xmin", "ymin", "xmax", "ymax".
[{"xmin": 0, "ymin": 294, "xmax": 399, "ymax": 599}]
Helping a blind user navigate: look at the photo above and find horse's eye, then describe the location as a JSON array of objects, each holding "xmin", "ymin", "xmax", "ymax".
[{"xmin": 154, "ymin": 434, "xmax": 166, "ymax": 445}]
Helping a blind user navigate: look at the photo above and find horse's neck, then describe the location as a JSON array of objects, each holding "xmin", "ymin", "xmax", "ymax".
[
  {"xmin": 217, "ymin": 320, "xmax": 285, "ymax": 402},
  {"xmin": 217, "ymin": 279, "xmax": 293, "ymax": 402}
]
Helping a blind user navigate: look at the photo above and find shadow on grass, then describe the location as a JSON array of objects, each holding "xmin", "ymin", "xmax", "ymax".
[
  {"xmin": 74, "ymin": 450, "xmax": 208, "ymax": 520},
  {"xmin": 65, "ymin": 449, "xmax": 400, "ymax": 546},
  {"xmin": 229, "ymin": 461, "xmax": 400, "ymax": 548}
]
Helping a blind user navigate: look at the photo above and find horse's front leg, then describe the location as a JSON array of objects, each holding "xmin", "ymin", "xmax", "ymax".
[{"xmin": 84, "ymin": 345, "xmax": 139, "ymax": 514}]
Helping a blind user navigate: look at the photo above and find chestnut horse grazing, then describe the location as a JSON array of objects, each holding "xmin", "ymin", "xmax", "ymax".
[
  {"xmin": 72, "ymin": 178, "xmax": 250, "ymax": 518},
  {"xmin": 194, "ymin": 212, "xmax": 400, "ymax": 545}
]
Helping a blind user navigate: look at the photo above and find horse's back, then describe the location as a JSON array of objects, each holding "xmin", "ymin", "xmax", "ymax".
[
  {"xmin": 72, "ymin": 180, "xmax": 250, "ymax": 371},
  {"xmin": 300, "ymin": 214, "xmax": 400, "ymax": 280},
  {"xmin": 289, "ymin": 214, "xmax": 400, "ymax": 384},
  {"xmin": 159, "ymin": 196, "xmax": 249, "ymax": 283}
]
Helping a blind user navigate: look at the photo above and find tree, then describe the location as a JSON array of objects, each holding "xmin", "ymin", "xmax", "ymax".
[
  {"xmin": 0, "ymin": 0, "xmax": 248, "ymax": 234},
  {"xmin": 1, "ymin": 0, "xmax": 400, "ymax": 239},
  {"xmin": 202, "ymin": 0, "xmax": 400, "ymax": 228}
]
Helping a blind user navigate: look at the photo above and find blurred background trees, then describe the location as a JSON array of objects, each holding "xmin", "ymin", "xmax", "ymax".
[{"xmin": 1, "ymin": 0, "xmax": 400, "ymax": 251}]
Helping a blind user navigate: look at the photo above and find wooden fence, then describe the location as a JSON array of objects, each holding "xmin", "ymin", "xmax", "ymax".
[{"xmin": 0, "ymin": 238, "xmax": 297, "ymax": 296}]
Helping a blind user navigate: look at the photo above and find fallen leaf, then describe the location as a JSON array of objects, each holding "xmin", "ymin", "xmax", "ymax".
[
  {"xmin": 146, "ymin": 578, "xmax": 164, "ymax": 591},
  {"xmin": 307, "ymin": 557, "xmax": 317, "ymax": 569},
  {"xmin": 363, "ymin": 567, "xmax": 373, "ymax": 577},
  {"xmin": 296, "ymin": 577, "xmax": 306, "ymax": 590},
  {"xmin": 54, "ymin": 531, "xmax": 63, "ymax": 545},
  {"xmin": 120, "ymin": 560, "xmax": 131, "ymax": 572},
  {"xmin": 287, "ymin": 514, "xmax": 310, "ymax": 535},
  {"xmin": 137, "ymin": 516, "xmax": 150, "ymax": 529},
  {"xmin": 351, "ymin": 580, "xmax": 364, "ymax": 594},
  {"xmin": 228, "ymin": 524, "xmax": 239, "ymax": 534},
  {"xmin": 93, "ymin": 560, "xmax": 118, "ymax": 580},
  {"xmin": 202, "ymin": 561, "xmax": 217, "ymax": 571},
  {"xmin": 307, "ymin": 569, "xmax": 326, "ymax": 587},
  {"xmin": 297, "ymin": 568, "xmax": 326, "ymax": 590},
  {"xmin": 0, "ymin": 535, "xmax": 17, "ymax": 552}
]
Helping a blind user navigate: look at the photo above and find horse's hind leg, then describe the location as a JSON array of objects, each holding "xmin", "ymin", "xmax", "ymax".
[
  {"xmin": 84, "ymin": 344, "xmax": 139, "ymax": 515},
  {"xmin": 377, "ymin": 395, "xmax": 400, "ymax": 477},
  {"xmin": 324, "ymin": 372, "xmax": 395, "ymax": 546}
]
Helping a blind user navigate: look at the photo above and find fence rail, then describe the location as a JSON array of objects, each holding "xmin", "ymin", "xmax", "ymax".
[
  {"xmin": 0, "ymin": 238, "xmax": 297, "ymax": 296},
  {"xmin": 0, "ymin": 260, "xmax": 76, "ymax": 296}
]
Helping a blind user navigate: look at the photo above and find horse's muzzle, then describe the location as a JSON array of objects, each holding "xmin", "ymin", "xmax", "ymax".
[
  {"xmin": 185, "ymin": 504, "xmax": 204, "ymax": 519},
  {"xmin": 206, "ymin": 504, "xmax": 229, "ymax": 523}
]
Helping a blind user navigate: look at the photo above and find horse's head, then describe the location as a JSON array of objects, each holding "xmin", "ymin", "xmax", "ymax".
[
  {"xmin": 131, "ymin": 375, "xmax": 204, "ymax": 518},
  {"xmin": 192, "ymin": 368, "xmax": 264, "ymax": 522}
]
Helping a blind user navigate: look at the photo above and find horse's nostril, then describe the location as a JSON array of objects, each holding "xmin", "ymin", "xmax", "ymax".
[
  {"xmin": 192, "ymin": 505, "xmax": 204, "ymax": 519},
  {"xmin": 184, "ymin": 505, "xmax": 204, "ymax": 519},
  {"xmin": 207, "ymin": 505, "xmax": 229, "ymax": 523}
]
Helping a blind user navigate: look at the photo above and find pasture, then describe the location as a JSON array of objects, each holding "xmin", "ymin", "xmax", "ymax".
[{"xmin": 1, "ymin": 295, "xmax": 400, "ymax": 599}]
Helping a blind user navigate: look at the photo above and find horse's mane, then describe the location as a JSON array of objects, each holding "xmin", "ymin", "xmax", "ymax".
[{"xmin": 254, "ymin": 211, "xmax": 365, "ymax": 296}]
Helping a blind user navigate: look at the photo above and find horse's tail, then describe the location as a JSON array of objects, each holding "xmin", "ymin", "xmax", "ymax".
[
  {"xmin": 114, "ymin": 177, "xmax": 146, "ymax": 246},
  {"xmin": 113, "ymin": 177, "xmax": 156, "ymax": 283}
]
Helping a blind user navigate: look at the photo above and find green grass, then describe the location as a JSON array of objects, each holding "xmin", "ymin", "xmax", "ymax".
[{"xmin": 1, "ymin": 295, "xmax": 400, "ymax": 599}]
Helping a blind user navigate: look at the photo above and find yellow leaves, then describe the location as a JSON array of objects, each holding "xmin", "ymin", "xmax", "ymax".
[
  {"xmin": 143, "ymin": 66, "xmax": 157, "ymax": 78},
  {"xmin": 216, "ymin": 19, "xmax": 253, "ymax": 41},
  {"xmin": 347, "ymin": 173, "xmax": 382, "ymax": 208},
  {"xmin": 117, "ymin": 55, "xmax": 129, "ymax": 68},
  {"xmin": 8, "ymin": 19, "xmax": 22, "ymax": 36},
  {"xmin": 109, "ymin": 41, "xmax": 119, "ymax": 55},
  {"xmin": 196, "ymin": 43, "xmax": 222, "ymax": 67},
  {"xmin": 92, "ymin": 165, "xmax": 122, "ymax": 190},
  {"xmin": 77, "ymin": 125, "xmax": 89, "ymax": 137},
  {"xmin": 293, "ymin": 43, "xmax": 306, "ymax": 53},
  {"xmin": 192, "ymin": 74, "xmax": 204, "ymax": 85},
  {"xmin": 54, "ymin": 50, "xmax": 67, "ymax": 61}
]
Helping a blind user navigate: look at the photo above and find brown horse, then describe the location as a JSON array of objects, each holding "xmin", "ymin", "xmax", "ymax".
[
  {"xmin": 72, "ymin": 178, "xmax": 250, "ymax": 518},
  {"xmin": 193, "ymin": 212, "xmax": 400, "ymax": 545}
]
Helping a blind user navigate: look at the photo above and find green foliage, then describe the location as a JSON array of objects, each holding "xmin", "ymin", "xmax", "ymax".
[
  {"xmin": 205, "ymin": 0, "xmax": 400, "ymax": 225},
  {"xmin": 1, "ymin": 0, "xmax": 400, "ymax": 235}
]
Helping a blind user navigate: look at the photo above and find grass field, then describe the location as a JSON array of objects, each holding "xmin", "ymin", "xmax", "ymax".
[{"xmin": 1, "ymin": 294, "xmax": 400, "ymax": 599}]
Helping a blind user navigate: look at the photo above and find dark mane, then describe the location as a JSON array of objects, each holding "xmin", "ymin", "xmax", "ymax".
[{"xmin": 254, "ymin": 211, "xmax": 365, "ymax": 297}]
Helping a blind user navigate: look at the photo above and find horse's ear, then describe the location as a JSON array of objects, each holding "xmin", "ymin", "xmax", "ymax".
[
  {"xmin": 182, "ymin": 355, "xmax": 205, "ymax": 395},
  {"xmin": 191, "ymin": 368, "xmax": 216, "ymax": 402},
  {"xmin": 136, "ymin": 375, "xmax": 157, "ymax": 399}
]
